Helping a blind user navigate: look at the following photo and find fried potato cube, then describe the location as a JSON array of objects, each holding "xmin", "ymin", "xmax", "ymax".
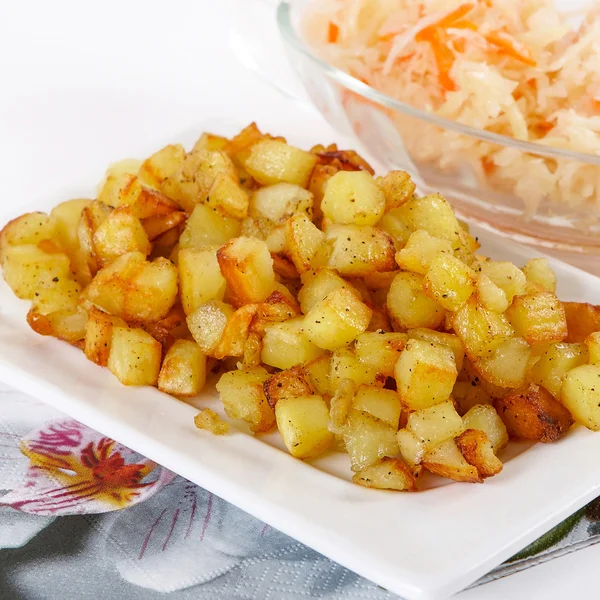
[
  {"xmin": 396, "ymin": 429, "xmax": 426, "ymax": 468},
  {"xmin": 98, "ymin": 159, "xmax": 142, "ymax": 191},
  {"xmin": 308, "ymin": 163, "xmax": 338, "ymax": 221},
  {"xmin": 107, "ymin": 327, "xmax": 162, "ymax": 386},
  {"xmin": 376, "ymin": 170, "xmax": 416, "ymax": 210},
  {"xmin": 343, "ymin": 409, "xmax": 399, "ymax": 472},
  {"xmin": 476, "ymin": 274, "xmax": 509, "ymax": 314},
  {"xmin": 585, "ymin": 332, "xmax": 600, "ymax": 365},
  {"xmin": 179, "ymin": 204, "xmax": 241, "ymax": 251},
  {"xmin": 212, "ymin": 304, "xmax": 257, "ymax": 359},
  {"xmin": 354, "ymin": 331, "xmax": 407, "ymax": 377},
  {"xmin": 453, "ymin": 380, "xmax": 492, "ymax": 414},
  {"xmin": 303, "ymin": 288, "xmax": 372, "ymax": 351},
  {"xmin": 352, "ymin": 386, "xmax": 401, "ymax": 428},
  {"xmin": 250, "ymin": 182, "xmax": 313, "ymax": 223},
  {"xmin": 93, "ymin": 207, "xmax": 151, "ymax": 267},
  {"xmin": 141, "ymin": 305, "xmax": 187, "ymax": 352},
  {"xmin": 297, "ymin": 268, "xmax": 360, "ymax": 314},
  {"xmin": 1, "ymin": 244, "xmax": 71, "ymax": 299},
  {"xmin": 261, "ymin": 317, "xmax": 325, "ymax": 370},
  {"xmin": 321, "ymin": 170, "xmax": 385, "ymax": 226},
  {"xmin": 178, "ymin": 249, "xmax": 226, "ymax": 315},
  {"xmin": 423, "ymin": 253, "xmax": 476, "ymax": 312},
  {"xmin": 29, "ymin": 276, "xmax": 81, "ymax": 315},
  {"xmin": 158, "ymin": 340, "xmax": 207, "ymax": 397},
  {"xmin": 562, "ymin": 302, "xmax": 600, "ymax": 343},
  {"xmin": 387, "ymin": 272, "xmax": 445, "ymax": 331},
  {"xmin": 193, "ymin": 133, "xmax": 229, "ymax": 153},
  {"xmin": 395, "ymin": 339, "xmax": 457, "ymax": 410},
  {"xmin": 84, "ymin": 307, "xmax": 127, "ymax": 366},
  {"xmin": 422, "ymin": 439, "xmax": 482, "ymax": 483},
  {"xmin": 142, "ymin": 211, "xmax": 186, "ymax": 241},
  {"xmin": 78, "ymin": 201, "xmax": 112, "ymax": 274},
  {"xmin": 0, "ymin": 212, "xmax": 56, "ymax": 261},
  {"xmin": 217, "ymin": 237, "xmax": 276, "ymax": 306},
  {"xmin": 329, "ymin": 378, "xmax": 356, "ymax": 435},
  {"xmin": 204, "ymin": 173, "xmax": 249, "ymax": 219},
  {"xmin": 242, "ymin": 139, "xmax": 318, "ymax": 187},
  {"xmin": 263, "ymin": 366, "xmax": 313, "ymax": 409},
  {"xmin": 462, "ymin": 404, "xmax": 508, "ymax": 453},
  {"xmin": 27, "ymin": 306, "xmax": 88, "ymax": 344},
  {"xmin": 303, "ymin": 354, "xmax": 333, "ymax": 397},
  {"xmin": 506, "ymin": 292, "xmax": 567, "ymax": 344},
  {"xmin": 522, "ymin": 258, "xmax": 556, "ymax": 293},
  {"xmin": 285, "ymin": 213, "xmax": 325, "ymax": 273},
  {"xmin": 562, "ymin": 364, "xmax": 600, "ymax": 431},
  {"xmin": 493, "ymin": 383, "xmax": 574, "ymax": 442},
  {"xmin": 395, "ymin": 230, "xmax": 453, "ymax": 275},
  {"xmin": 477, "ymin": 260, "xmax": 526, "ymax": 303},
  {"xmin": 406, "ymin": 400, "xmax": 465, "ymax": 451},
  {"xmin": 187, "ymin": 300, "xmax": 235, "ymax": 355},
  {"xmin": 194, "ymin": 408, "xmax": 229, "ymax": 435},
  {"xmin": 474, "ymin": 337, "xmax": 531, "ymax": 389},
  {"xmin": 216, "ymin": 367, "xmax": 275, "ymax": 433},
  {"xmin": 378, "ymin": 208, "xmax": 412, "ymax": 247},
  {"xmin": 325, "ymin": 225, "xmax": 396, "ymax": 276},
  {"xmin": 408, "ymin": 328, "xmax": 464, "ymax": 372},
  {"xmin": 50, "ymin": 199, "xmax": 91, "ymax": 254},
  {"xmin": 352, "ymin": 457, "xmax": 417, "ymax": 491},
  {"xmin": 452, "ymin": 298, "xmax": 514, "ymax": 358},
  {"xmin": 275, "ymin": 395, "xmax": 333, "ymax": 459},
  {"xmin": 138, "ymin": 144, "xmax": 186, "ymax": 189},
  {"xmin": 455, "ymin": 429, "xmax": 503, "ymax": 478},
  {"xmin": 330, "ymin": 347, "xmax": 385, "ymax": 389}
]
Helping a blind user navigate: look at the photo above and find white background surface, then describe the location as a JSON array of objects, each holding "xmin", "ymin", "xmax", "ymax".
[{"xmin": 0, "ymin": 0, "xmax": 595, "ymax": 597}]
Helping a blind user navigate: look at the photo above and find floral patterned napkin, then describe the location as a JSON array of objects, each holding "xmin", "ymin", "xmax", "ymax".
[{"xmin": 1, "ymin": 384, "xmax": 599, "ymax": 599}]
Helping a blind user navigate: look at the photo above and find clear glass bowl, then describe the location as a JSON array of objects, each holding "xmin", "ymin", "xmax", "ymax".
[{"xmin": 272, "ymin": 0, "xmax": 600, "ymax": 271}]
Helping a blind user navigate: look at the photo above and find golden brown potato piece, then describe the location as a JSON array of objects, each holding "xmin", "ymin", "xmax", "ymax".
[
  {"xmin": 505, "ymin": 292, "xmax": 567, "ymax": 344},
  {"xmin": 455, "ymin": 429, "xmax": 503, "ymax": 478},
  {"xmin": 142, "ymin": 211, "xmax": 186, "ymax": 241},
  {"xmin": 493, "ymin": 383, "xmax": 574, "ymax": 443},
  {"xmin": 352, "ymin": 457, "xmax": 417, "ymax": 491},
  {"xmin": 107, "ymin": 326, "xmax": 162, "ymax": 386},
  {"xmin": 84, "ymin": 306, "xmax": 126, "ymax": 366},
  {"xmin": 422, "ymin": 439, "xmax": 482, "ymax": 483},
  {"xmin": 158, "ymin": 339, "xmax": 207, "ymax": 397},
  {"xmin": 376, "ymin": 170, "xmax": 416, "ymax": 210},
  {"xmin": 194, "ymin": 409, "xmax": 229, "ymax": 435},
  {"xmin": 263, "ymin": 366, "xmax": 313, "ymax": 409},
  {"xmin": 141, "ymin": 305, "xmax": 187, "ymax": 352},
  {"xmin": 213, "ymin": 304, "xmax": 258, "ymax": 360},
  {"xmin": 315, "ymin": 148, "xmax": 374, "ymax": 174},
  {"xmin": 562, "ymin": 302, "xmax": 600, "ymax": 343},
  {"xmin": 27, "ymin": 307, "xmax": 88, "ymax": 344}
]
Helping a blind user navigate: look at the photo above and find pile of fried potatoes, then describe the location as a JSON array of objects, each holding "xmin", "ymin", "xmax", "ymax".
[{"xmin": 3, "ymin": 123, "xmax": 600, "ymax": 492}]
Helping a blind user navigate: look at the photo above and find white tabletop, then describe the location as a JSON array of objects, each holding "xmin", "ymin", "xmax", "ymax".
[{"xmin": 0, "ymin": 0, "xmax": 596, "ymax": 597}]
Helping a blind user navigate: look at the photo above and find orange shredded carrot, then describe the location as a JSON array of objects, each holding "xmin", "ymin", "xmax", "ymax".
[
  {"xmin": 428, "ymin": 29, "xmax": 457, "ymax": 91},
  {"xmin": 450, "ymin": 19, "xmax": 478, "ymax": 31},
  {"xmin": 328, "ymin": 22, "xmax": 339, "ymax": 44},
  {"xmin": 437, "ymin": 3, "xmax": 475, "ymax": 28},
  {"xmin": 484, "ymin": 30, "xmax": 536, "ymax": 66}
]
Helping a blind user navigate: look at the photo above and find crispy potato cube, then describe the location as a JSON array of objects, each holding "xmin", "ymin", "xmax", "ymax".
[
  {"xmin": 352, "ymin": 457, "xmax": 417, "ymax": 491},
  {"xmin": 78, "ymin": 201, "xmax": 112, "ymax": 274},
  {"xmin": 408, "ymin": 328, "xmax": 464, "ymax": 372},
  {"xmin": 2, "ymin": 244, "xmax": 71, "ymax": 299},
  {"xmin": 378, "ymin": 208, "xmax": 412, "ymax": 247},
  {"xmin": 396, "ymin": 429, "xmax": 426, "ymax": 468},
  {"xmin": 395, "ymin": 230, "xmax": 453, "ymax": 275},
  {"xmin": 98, "ymin": 158, "xmax": 142, "ymax": 192},
  {"xmin": 343, "ymin": 409, "xmax": 399, "ymax": 472},
  {"xmin": 455, "ymin": 429, "xmax": 503, "ymax": 478},
  {"xmin": 158, "ymin": 339, "xmax": 207, "ymax": 397},
  {"xmin": 422, "ymin": 439, "xmax": 482, "ymax": 483},
  {"xmin": 263, "ymin": 366, "xmax": 313, "ymax": 409},
  {"xmin": 562, "ymin": 364, "xmax": 600, "ymax": 430},
  {"xmin": 477, "ymin": 260, "xmax": 526, "ymax": 304},
  {"xmin": 179, "ymin": 204, "xmax": 241, "ymax": 251},
  {"xmin": 325, "ymin": 225, "xmax": 396, "ymax": 276},
  {"xmin": 297, "ymin": 268, "xmax": 360, "ymax": 314},
  {"xmin": 142, "ymin": 211, "xmax": 186, "ymax": 241},
  {"xmin": 93, "ymin": 207, "xmax": 151, "ymax": 267},
  {"xmin": 462, "ymin": 405, "xmax": 508, "ymax": 453},
  {"xmin": 329, "ymin": 378, "xmax": 356, "ymax": 435},
  {"xmin": 395, "ymin": 339, "xmax": 457, "ymax": 410},
  {"xmin": 178, "ymin": 249, "xmax": 226, "ymax": 315},
  {"xmin": 275, "ymin": 395, "xmax": 333, "ymax": 459},
  {"xmin": 29, "ymin": 276, "xmax": 81, "ymax": 315},
  {"xmin": 562, "ymin": 302, "xmax": 600, "ymax": 343},
  {"xmin": 522, "ymin": 258, "xmax": 556, "ymax": 293},
  {"xmin": 50, "ymin": 199, "xmax": 91, "ymax": 254},
  {"xmin": 107, "ymin": 327, "xmax": 162, "ymax": 386},
  {"xmin": 141, "ymin": 305, "xmax": 187, "ymax": 352},
  {"xmin": 423, "ymin": 253, "xmax": 476, "ymax": 312},
  {"xmin": 476, "ymin": 274, "xmax": 509, "ymax": 313},
  {"xmin": 193, "ymin": 133, "xmax": 229, "ymax": 153},
  {"xmin": 452, "ymin": 298, "xmax": 514, "ymax": 358},
  {"xmin": 84, "ymin": 307, "xmax": 127, "ymax": 366},
  {"xmin": 138, "ymin": 144, "xmax": 186, "ymax": 189},
  {"xmin": 217, "ymin": 237, "xmax": 276, "ymax": 306},
  {"xmin": 354, "ymin": 331, "xmax": 407, "ymax": 377},
  {"xmin": 216, "ymin": 367, "xmax": 275, "ymax": 433},
  {"xmin": 250, "ymin": 182, "xmax": 313, "ymax": 223},
  {"xmin": 308, "ymin": 163, "xmax": 338, "ymax": 221},
  {"xmin": 285, "ymin": 213, "xmax": 325, "ymax": 273},
  {"xmin": 303, "ymin": 354, "xmax": 333, "ymax": 397},
  {"xmin": 205, "ymin": 173, "xmax": 249, "ymax": 219},
  {"xmin": 330, "ymin": 347, "xmax": 385, "ymax": 389},
  {"xmin": 352, "ymin": 386, "xmax": 401, "ymax": 428},
  {"xmin": 194, "ymin": 409, "xmax": 229, "ymax": 435},
  {"xmin": 474, "ymin": 337, "xmax": 531, "ymax": 389},
  {"xmin": 376, "ymin": 170, "xmax": 416, "ymax": 210},
  {"xmin": 494, "ymin": 383, "xmax": 574, "ymax": 442},
  {"xmin": 585, "ymin": 332, "xmax": 600, "ymax": 365},
  {"xmin": 321, "ymin": 170, "xmax": 385, "ymax": 226},
  {"xmin": 506, "ymin": 292, "xmax": 567, "ymax": 344},
  {"xmin": 406, "ymin": 400, "xmax": 465, "ymax": 451},
  {"xmin": 242, "ymin": 139, "xmax": 318, "ymax": 187},
  {"xmin": 212, "ymin": 304, "xmax": 258, "ymax": 359},
  {"xmin": 187, "ymin": 300, "xmax": 235, "ymax": 355},
  {"xmin": 453, "ymin": 380, "xmax": 492, "ymax": 414},
  {"xmin": 303, "ymin": 288, "xmax": 372, "ymax": 351},
  {"xmin": 261, "ymin": 317, "xmax": 325, "ymax": 370},
  {"xmin": 0, "ymin": 212, "xmax": 56, "ymax": 261},
  {"xmin": 27, "ymin": 306, "xmax": 88, "ymax": 343},
  {"xmin": 387, "ymin": 272, "xmax": 445, "ymax": 331}
]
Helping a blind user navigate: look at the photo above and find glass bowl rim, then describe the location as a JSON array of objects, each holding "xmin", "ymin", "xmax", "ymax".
[{"xmin": 277, "ymin": 0, "xmax": 600, "ymax": 166}]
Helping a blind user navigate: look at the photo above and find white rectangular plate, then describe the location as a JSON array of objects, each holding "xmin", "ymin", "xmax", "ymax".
[{"xmin": 2, "ymin": 133, "xmax": 600, "ymax": 600}]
